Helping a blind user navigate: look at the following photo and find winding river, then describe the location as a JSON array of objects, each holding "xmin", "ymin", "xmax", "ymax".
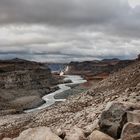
[{"xmin": 25, "ymin": 75, "xmax": 87, "ymax": 113}]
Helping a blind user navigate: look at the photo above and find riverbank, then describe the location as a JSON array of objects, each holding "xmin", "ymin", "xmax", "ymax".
[
  {"xmin": 54, "ymin": 79, "xmax": 99, "ymax": 100},
  {"xmin": 0, "ymin": 86, "xmax": 59, "ymax": 116},
  {"xmin": 25, "ymin": 75, "xmax": 87, "ymax": 112}
]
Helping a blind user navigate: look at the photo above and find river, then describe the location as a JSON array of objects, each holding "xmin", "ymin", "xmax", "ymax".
[{"xmin": 25, "ymin": 75, "xmax": 87, "ymax": 113}]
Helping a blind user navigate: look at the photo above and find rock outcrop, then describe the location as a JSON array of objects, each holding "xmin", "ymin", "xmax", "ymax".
[
  {"xmin": 0, "ymin": 58, "xmax": 58, "ymax": 113},
  {"xmin": 0, "ymin": 58, "xmax": 55, "ymax": 89},
  {"xmin": 98, "ymin": 102, "xmax": 140, "ymax": 140},
  {"xmin": 99, "ymin": 102, "xmax": 140, "ymax": 139}
]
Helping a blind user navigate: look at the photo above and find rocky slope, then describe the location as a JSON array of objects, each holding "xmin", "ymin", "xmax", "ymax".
[
  {"xmin": 0, "ymin": 58, "xmax": 58, "ymax": 114},
  {"xmin": 2, "ymin": 102, "xmax": 140, "ymax": 140},
  {"xmin": 0, "ymin": 56, "xmax": 140, "ymax": 139}
]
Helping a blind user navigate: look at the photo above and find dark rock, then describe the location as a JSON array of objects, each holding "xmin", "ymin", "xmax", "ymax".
[
  {"xmin": 137, "ymin": 54, "xmax": 140, "ymax": 61},
  {"xmin": 99, "ymin": 102, "xmax": 140, "ymax": 139}
]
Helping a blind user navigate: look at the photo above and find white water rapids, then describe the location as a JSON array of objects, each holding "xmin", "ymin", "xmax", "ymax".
[{"xmin": 25, "ymin": 75, "xmax": 87, "ymax": 113}]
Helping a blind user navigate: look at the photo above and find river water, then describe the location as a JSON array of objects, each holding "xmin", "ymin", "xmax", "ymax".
[{"xmin": 25, "ymin": 75, "xmax": 87, "ymax": 113}]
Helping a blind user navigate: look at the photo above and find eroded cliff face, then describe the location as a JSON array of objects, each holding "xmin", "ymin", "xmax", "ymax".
[
  {"xmin": 0, "ymin": 58, "xmax": 58, "ymax": 113},
  {"xmin": 65, "ymin": 59, "xmax": 135, "ymax": 80},
  {"xmin": 0, "ymin": 69, "xmax": 53, "ymax": 89}
]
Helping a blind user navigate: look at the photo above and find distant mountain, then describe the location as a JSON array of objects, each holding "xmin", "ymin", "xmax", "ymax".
[
  {"xmin": 0, "ymin": 58, "xmax": 37, "ymax": 64},
  {"xmin": 11, "ymin": 58, "xmax": 29, "ymax": 62},
  {"xmin": 46, "ymin": 63, "xmax": 67, "ymax": 72},
  {"xmin": 102, "ymin": 58, "xmax": 120, "ymax": 62}
]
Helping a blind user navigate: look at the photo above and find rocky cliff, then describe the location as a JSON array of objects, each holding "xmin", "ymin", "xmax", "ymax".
[
  {"xmin": 65, "ymin": 59, "xmax": 135, "ymax": 80},
  {"xmin": 0, "ymin": 58, "xmax": 58, "ymax": 114}
]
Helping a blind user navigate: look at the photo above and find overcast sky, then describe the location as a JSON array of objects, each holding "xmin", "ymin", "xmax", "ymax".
[{"xmin": 0, "ymin": 0, "xmax": 140, "ymax": 62}]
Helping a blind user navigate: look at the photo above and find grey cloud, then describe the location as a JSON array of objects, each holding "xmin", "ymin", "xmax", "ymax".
[
  {"xmin": 0, "ymin": 0, "xmax": 130, "ymax": 25},
  {"xmin": 0, "ymin": 0, "xmax": 140, "ymax": 62}
]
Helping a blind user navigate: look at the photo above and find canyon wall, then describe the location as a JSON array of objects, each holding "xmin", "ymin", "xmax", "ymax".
[
  {"xmin": 65, "ymin": 59, "xmax": 135, "ymax": 80},
  {"xmin": 0, "ymin": 58, "xmax": 58, "ymax": 113}
]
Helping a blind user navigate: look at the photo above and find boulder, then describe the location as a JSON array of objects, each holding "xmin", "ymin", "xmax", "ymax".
[
  {"xmin": 127, "ymin": 110, "xmax": 140, "ymax": 123},
  {"xmin": 64, "ymin": 126, "xmax": 86, "ymax": 140},
  {"xmin": 84, "ymin": 119, "xmax": 99, "ymax": 137},
  {"xmin": 99, "ymin": 102, "xmax": 140, "ymax": 139},
  {"xmin": 88, "ymin": 130, "xmax": 115, "ymax": 140},
  {"xmin": 3, "ymin": 127, "xmax": 62, "ymax": 140},
  {"xmin": 121, "ymin": 122, "xmax": 140, "ymax": 140},
  {"xmin": 55, "ymin": 128, "xmax": 66, "ymax": 139}
]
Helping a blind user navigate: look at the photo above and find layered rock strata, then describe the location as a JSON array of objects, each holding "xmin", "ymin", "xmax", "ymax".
[{"xmin": 0, "ymin": 58, "xmax": 58, "ymax": 114}]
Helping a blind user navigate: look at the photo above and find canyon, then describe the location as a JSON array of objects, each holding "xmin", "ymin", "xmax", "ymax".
[{"xmin": 0, "ymin": 56, "xmax": 139, "ymax": 140}]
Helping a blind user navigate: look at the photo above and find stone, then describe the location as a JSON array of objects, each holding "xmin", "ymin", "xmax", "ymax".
[
  {"xmin": 84, "ymin": 119, "xmax": 99, "ymax": 137},
  {"xmin": 88, "ymin": 130, "xmax": 115, "ymax": 140},
  {"xmin": 121, "ymin": 122, "xmax": 140, "ymax": 140},
  {"xmin": 3, "ymin": 127, "xmax": 62, "ymax": 140},
  {"xmin": 64, "ymin": 126, "xmax": 86, "ymax": 140},
  {"xmin": 127, "ymin": 110, "xmax": 140, "ymax": 123},
  {"xmin": 98, "ymin": 102, "xmax": 140, "ymax": 139},
  {"xmin": 55, "ymin": 128, "xmax": 66, "ymax": 139}
]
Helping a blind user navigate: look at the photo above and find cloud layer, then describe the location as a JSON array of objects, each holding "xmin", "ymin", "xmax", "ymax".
[{"xmin": 0, "ymin": 0, "xmax": 140, "ymax": 62}]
